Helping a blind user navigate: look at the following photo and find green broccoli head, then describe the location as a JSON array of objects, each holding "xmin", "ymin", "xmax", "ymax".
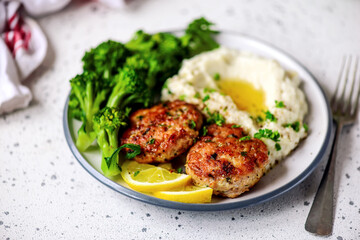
[
  {"xmin": 93, "ymin": 107, "xmax": 129, "ymax": 134},
  {"xmin": 82, "ymin": 40, "xmax": 131, "ymax": 81},
  {"xmin": 151, "ymin": 53, "xmax": 182, "ymax": 83},
  {"xmin": 126, "ymin": 31, "xmax": 186, "ymax": 57},
  {"xmin": 107, "ymin": 67, "xmax": 152, "ymax": 109},
  {"xmin": 69, "ymin": 71, "xmax": 111, "ymax": 152},
  {"xmin": 124, "ymin": 51, "xmax": 182, "ymax": 90},
  {"xmin": 151, "ymin": 32, "xmax": 186, "ymax": 57},
  {"xmin": 124, "ymin": 52, "xmax": 163, "ymax": 89},
  {"xmin": 124, "ymin": 53, "xmax": 150, "ymax": 82},
  {"xmin": 125, "ymin": 30, "xmax": 155, "ymax": 52},
  {"xmin": 181, "ymin": 17, "xmax": 219, "ymax": 57}
]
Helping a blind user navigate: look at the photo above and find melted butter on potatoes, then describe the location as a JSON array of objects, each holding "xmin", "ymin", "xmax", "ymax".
[
  {"xmin": 161, "ymin": 47, "xmax": 308, "ymax": 171},
  {"xmin": 218, "ymin": 79, "xmax": 266, "ymax": 118}
]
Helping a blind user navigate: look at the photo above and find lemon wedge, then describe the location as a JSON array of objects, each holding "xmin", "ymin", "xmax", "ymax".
[
  {"xmin": 153, "ymin": 186, "xmax": 213, "ymax": 203},
  {"xmin": 121, "ymin": 160, "xmax": 191, "ymax": 192}
]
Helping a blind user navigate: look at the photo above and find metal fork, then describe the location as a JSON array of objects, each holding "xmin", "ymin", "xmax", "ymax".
[{"xmin": 305, "ymin": 56, "xmax": 360, "ymax": 235}]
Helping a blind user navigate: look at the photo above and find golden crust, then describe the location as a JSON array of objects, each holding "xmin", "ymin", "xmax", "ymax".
[
  {"xmin": 186, "ymin": 124, "xmax": 269, "ymax": 198},
  {"xmin": 121, "ymin": 100, "xmax": 203, "ymax": 164}
]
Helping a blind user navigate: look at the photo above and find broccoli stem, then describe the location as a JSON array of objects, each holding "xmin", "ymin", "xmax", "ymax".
[
  {"xmin": 106, "ymin": 91, "xmax": 125, "ymax": 108},
  {"xmin": 72, "ymin": 87, "xmax": 85, "ymax": 111},
  {"xmin": 118, "ymin": 94, "xmax": 147, "ymax": 109},
  {"xmin": 103, "ymin": 69, "xmax": 110, "ymax": 80},
  {"xmin": 76, "ymin": 124, "xmax": 97, "ymax": 152},
  {"xmin": 106, "ymin": 76, "xmax": 131, "ymax": 108},
  {"xmin": 92, "ymin": 91, "xmax": 107, "ymax": 114},
  {"xmin": 85, "ymin": 82, "xmax": 94, "ymax": 116},
  {"xmin": 98, "ymin": 128, "xmax": 121, "ymax": 177},
  {"xmin": 75, "ymin": 83, "xmax": 98, "ymax": 151}
]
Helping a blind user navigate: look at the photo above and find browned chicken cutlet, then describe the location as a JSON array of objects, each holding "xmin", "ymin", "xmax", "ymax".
[
  {"xmin": 121, "ymin": 100, "xmax": 203, "ymax": 164},
  {"xmin": 186, "ymin": 124, "xmax": 269, "ymax": 198}
]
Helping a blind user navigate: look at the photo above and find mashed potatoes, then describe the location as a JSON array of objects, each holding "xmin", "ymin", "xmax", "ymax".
[{"xmin": 161, "ymin": 47, "xmax": 308, "ymax": 170}]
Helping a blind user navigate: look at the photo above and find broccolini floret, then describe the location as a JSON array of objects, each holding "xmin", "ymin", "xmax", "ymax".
[
  {"xmin": 124, "ymin": 30, "xmax": 154, "ymax": 52},
  {"xmin": 106, "ymin": 67, "xmax": 152, "ymax": 109},
  {"xmin": 93, "ymin": 107, "xmax": 130, "ymax": 177},
  {"xmin": 126, "ymin": 31, "xmax": 183, "ymax": 55},
  {"xmin": 124, "ymin": 52, "xmax": 181, "ymax": 91},
  {"xmin": 70, "ymin": 71, "xmax": 110, "ymax": 151},
  {"xmin": 124, "ymin": 53, "xmax": 155, "ymax": 89},
  {"xmin": 82, "ymin": 40, "xmax": 130, "ymax": 81},
  {"xmin": 181, "ymin": 17, "xmax": 219, "ymax": 57},
  {"xmin": 125, "ymin": 31, "xmax": 187, "ymax": 87}
]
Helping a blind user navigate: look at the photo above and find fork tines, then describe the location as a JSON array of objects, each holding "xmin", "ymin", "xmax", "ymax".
[{"xmin": 331, "ymin": 56, "xmax": 360, "ymax": 117}]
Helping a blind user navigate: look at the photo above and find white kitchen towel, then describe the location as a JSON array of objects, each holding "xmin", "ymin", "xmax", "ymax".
[
  {"xmin": 0, "ymin": 1, "xmax": 48, "ymax": 115},
  {"xmin": 0, "ymin": 38, "xmax": 32, "ymax": 115}
]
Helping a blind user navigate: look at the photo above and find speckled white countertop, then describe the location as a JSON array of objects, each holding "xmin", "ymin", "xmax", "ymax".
[{"xmin": 1, "ymin": 0, "xmax": 360, "ymax": 239}]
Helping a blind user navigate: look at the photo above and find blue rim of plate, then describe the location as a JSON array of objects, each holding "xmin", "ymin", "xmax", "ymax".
[{"xmin": 63, "ymin": 31, "xmax": 332, "ymax": 211}]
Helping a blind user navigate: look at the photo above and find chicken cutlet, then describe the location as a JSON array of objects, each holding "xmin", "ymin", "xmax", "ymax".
[
  {"xmin": 121, "ymin": 100, "xmax": 203, "ymax": 164},
  {"xmin": 186, "ymin": 124, "xmax": 269, "ymax": 198}
]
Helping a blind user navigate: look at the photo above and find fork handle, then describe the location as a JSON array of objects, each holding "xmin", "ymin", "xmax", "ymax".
[{"xmin": 305, "ymin": 121, "xmax": 343, "ymax": 235}]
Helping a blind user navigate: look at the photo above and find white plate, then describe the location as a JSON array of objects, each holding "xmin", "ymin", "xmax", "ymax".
[{"xmin": 63, "ymin": 31, "xmax": 332, "ymax": 211}]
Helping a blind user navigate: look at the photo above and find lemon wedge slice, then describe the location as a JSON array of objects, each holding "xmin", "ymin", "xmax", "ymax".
[
  {"xmin": 153, "ymin": 186, "xmax": 213, "ymax": 203},
  {"xmin": 121, "ymin": 160, "xmax": 191, "ymax": 192}
]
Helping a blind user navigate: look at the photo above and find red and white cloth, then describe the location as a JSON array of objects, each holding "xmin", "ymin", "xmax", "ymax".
[
  {"xmin": 0, "ymin": 0, "xmax": 126, "ymax": 115},
  {"xmin": 1, "ymin": 1, "xmax": 45, "ymax": 114}
]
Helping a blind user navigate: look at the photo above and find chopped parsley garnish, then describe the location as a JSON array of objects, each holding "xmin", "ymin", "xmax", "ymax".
[
  {"xmin": 194, "ymin": 92, "xmax": 201, "ymax": 99},
  {"xmin": 179, "ymin": 94, "xmax": 186, "ymax": 101},
  {"xmin": 254, "ymin": 128, "xmax": 280, "ymax": 142},
  {"xmin": 204, "ymin": 107, "xmax": 225, "ymax": 126},
  {"xmin": 202, "ymin": 126, "xmax": 208, "ymax": 136},
  {"xmin": 204, "ymin": 139, "xmax": 212, "ymax": 143},
  {"xmin": 241, "ymin": 151, "xmax": 247, "ymax": 156},
  {"xmin": 265, "ymin": 110, "xmax": 277, "ymax": 122},
  {"xmin": 159, "ymin": 124, "xmax": 167, "ymax": 127},
  {"xmin": 202, "ymin": 95, "xmax": 210, "ymax": 102},
  {"xmin": 105, "ymin": 144, "xmax": 142, "ymax": 169},
  {"xmin": 177, "ymin": 168, "xmax": 183, "ymax": 173},
  {"xmin": 303, "ymin": 123, "xmax": 308, "ymax": 132},
  {"xmin": 137, "ymin": 115, "xmax": 144, "ymax": 120},
  {"xmin": 275, "ymin": 100, "xmax": 285, "ymax": 108},
  {"xmin": 134, "ymin": 170, "xmax": 140, "ymax": 177},
  {"xmin": 204, "ymin": 87, "xmax": 216, "ymax": 93},
  {"xmin": 207, "ymin": 112, "xmax": 225, "ymax": 126},
  {"xmin": 213, "ymin": 72, "xmax": 220, "ymax": 81},
  {"xmin": 188, "ymin": 120, "xmax": 196, "ymax": 129},
  {"xmin": 231, "ymin": 124, "xmax": 241, "ymax": 128},
  {"xmin": 147, "ymin": 138, "xmax": 155, "ymax": 145},
  {"xmin": 275, "ymin": 143, "xmax": 281, "ymax": 151},
  {"xmin": 283, "ymin": 121, "xmax": 300, "ymax": 132},
  {"xmin": 239, "ymin": 136, "xmax": 251, "ymax": 141},
  {"xmin": 256, "ymin": 116, "xmax": 264, "ymax": 123}
]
